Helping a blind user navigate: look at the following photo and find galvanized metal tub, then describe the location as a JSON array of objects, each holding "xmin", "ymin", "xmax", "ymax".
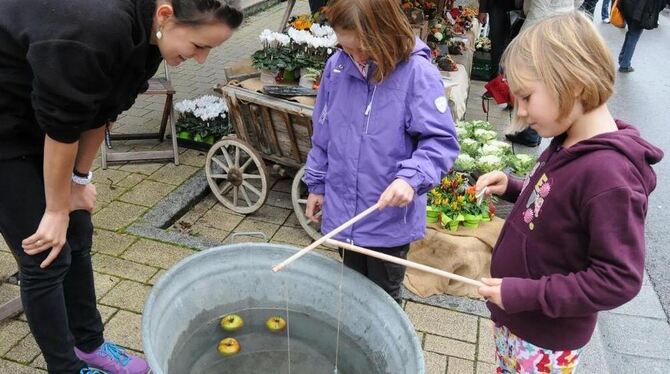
[{"xmin": 142, "ymin": 243, "xmax": 424, "ymax": 373}]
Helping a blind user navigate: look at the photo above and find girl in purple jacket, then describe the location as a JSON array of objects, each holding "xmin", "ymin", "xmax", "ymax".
[
  {"xmin": 302, "ymin": 0, "xmax": 459, "ymax": 304},
  {"xmin": 476, "ymin": 12, "xmax": 662, "ymax": 372}
]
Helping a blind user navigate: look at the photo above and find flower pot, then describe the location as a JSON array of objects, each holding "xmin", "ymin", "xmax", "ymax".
[
  {"xmin": 426, "ymin": 215, "xmax": 439, "ymax": 224},
  {"xmin": 193, "ymin": 134, "xmax": 204, "ymax": 143},
  {"xmin": 177, "ymin": 131, "xmax": 193, "ymax": 140},
  {"xmin": 427, "ymin": 206, "xmax": 440, "ymax": 218},
  {"xmin": 463, "ymin": 214, "xmax": 481, "ymax": 229},
  {"xmin": 298, "ymin": 68, "xmax": 316, "ymax": 89},
  {"xmin": 448, "ymin": 221, "xmax": 459, "ymax": 231},
  {"xmin": 260, "ymin": 69, "xmax": 277, "ymax": 85},
  {"xmin": 479, "ymin": 213, "xmax": 491, "ymax": 222},
  {"xmin": 282, "ymin": 69, "xmax": 297, "ymax": 83},
  {"xmin": 204, "ymin": 135, "xmax": 216, "ymax": 145}
]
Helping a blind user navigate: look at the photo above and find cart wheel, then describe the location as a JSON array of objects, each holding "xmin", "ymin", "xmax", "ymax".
[
  {"xmin": 206, "ymin": 137, "xmax": 269, "ymax": 214},
  {"xmin": 291, "ymin": 166, "xmax": 324, "ymax": 242}
]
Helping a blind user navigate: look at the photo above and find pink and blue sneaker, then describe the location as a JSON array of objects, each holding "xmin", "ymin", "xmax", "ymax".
[{"xmin": 75, "ymin": 341, "xmax": 149, "ymax": 374}]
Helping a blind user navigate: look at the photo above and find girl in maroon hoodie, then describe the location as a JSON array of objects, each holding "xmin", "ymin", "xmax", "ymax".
[{"xmin": 475, "ymin": 11, "xmax": 663, "ymax": 373}]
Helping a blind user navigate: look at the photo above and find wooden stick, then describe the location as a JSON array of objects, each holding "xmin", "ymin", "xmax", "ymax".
[
  {"xmin": 328, "ymin": 239, "xmax": 485, "ymax": 288},
  {"xmin": 272, "ymin": 203, "xmax": 380, "ymax": 272}
]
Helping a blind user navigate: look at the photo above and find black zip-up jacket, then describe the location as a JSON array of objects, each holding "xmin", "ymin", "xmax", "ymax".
[
  {"xmin": 620, "ymin": 0, "xmax": 667, "ymax": 29},
  {"xmin": 0, "ymin": 0, "xmax": 162, "ymax": 160}
]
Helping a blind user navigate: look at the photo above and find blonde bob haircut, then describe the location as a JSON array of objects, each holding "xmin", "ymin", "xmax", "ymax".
[
  {"xmin": 325, "ymin": 0, "xmax": 416, "ymax": 83},
  {"xmin": 502, "ymin": 11, "xmax": 615, "ymax": 132}
]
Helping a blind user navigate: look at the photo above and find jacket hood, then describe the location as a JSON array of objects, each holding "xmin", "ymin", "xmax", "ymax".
[
  {"xmin": 411, "ymin": 37, "xmax": 433, "ymax": 61},
  {"xmin": 560, "ymin": 120, "xmax": 663, "ymax": 194}
]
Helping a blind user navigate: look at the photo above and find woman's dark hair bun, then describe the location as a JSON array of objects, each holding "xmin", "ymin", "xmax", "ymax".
[{"xmin": 172, "ymin": 0, "xmax": 243, "ymax": 28}]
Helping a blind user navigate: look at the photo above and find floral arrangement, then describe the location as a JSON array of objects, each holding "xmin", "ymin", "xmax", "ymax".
[
  {"xmin": 427, "ymin": 172, "xmax": 495, "ymax": 231},
  {"xmin": 401, "ymin": 0, "xmax": 438, "ymax": 20},
  {"xmin": 174, "ymin": 95, "xmax": 231, "ymax": 144},
  {"xmin": 436, "ymin": 54, "xmax": 458, "ymax": 72},
  {"xmin": 446, "ymin": 6, "xmax": 477, "ymax": 35},
  {"xmin": 447, "ymin": 38, "xmax": 466, "ymax": 55},
  {"xmin": 455, "ymin": 120, "xmax": 537, "ymax": 176},
  {"xmin": 475, "ymin": 36, "xmax": 491, "ymax": 52},
  {"xmin": 251, "ymin": 21, "xmax": 337, "ymax": 84}
]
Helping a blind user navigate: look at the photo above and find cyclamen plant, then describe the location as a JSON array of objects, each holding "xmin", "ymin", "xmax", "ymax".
[
  {"xmin": 251, "ymin": 26, "xmax": 337, "ymax": 74},
  {"xmin": 174, "ymin": 95, "xmax": 232, "ymax": 144}
]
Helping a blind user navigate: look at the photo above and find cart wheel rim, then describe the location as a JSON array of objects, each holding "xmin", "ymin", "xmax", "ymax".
[
  {"xmin": 206, "ymin": 137, "xmax": 269, "ymax": 214},
  {"xmin": 291, "ymin": 166, "xmax": 325, "ymax": 242}
]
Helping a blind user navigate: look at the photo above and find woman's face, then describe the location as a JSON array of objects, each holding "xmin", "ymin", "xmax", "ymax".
[
  {"xmin": 334, "ymin": 28, "xmax": 369, "ymax": 64},
  {"xmin": 154, "ymin": 6, "xmax": 234, "ymax": 66}
]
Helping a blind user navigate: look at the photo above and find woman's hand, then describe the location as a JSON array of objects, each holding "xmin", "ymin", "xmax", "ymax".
[
  {"xmin": 475, "ymin": 171, "xmax": 509, "ymax": 197},
  {"xmin": 478, "ymin": 277, "xmax": 505, "ymax": 310},
  {"xmin": 22, "ymin": 209, "xmax": 70, "ymax": 269},
  {"xmin": 378, "ymin": 179, "xmax": 415, "ymax": 209},
  {"xmin": 70, "ymin": 183, "xmax": 97, "ymax": 212},
  {"xmin": 305, "ymin": 193, "xmax": 324, "ymax": 223}
]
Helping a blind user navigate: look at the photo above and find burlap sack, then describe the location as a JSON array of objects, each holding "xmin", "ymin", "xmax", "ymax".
[{"xmin": 403, "ymin": 217, "xmax": 504, "ymax": 299}]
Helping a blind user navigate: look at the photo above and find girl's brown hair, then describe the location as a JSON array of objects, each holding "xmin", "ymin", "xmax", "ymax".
[
  {"xmin": 325, "ymin": 0, "xmax": 416, "ymax": 82},
  {"xmin": 502, "ymin": 11, "xmax": 615, "ymax": 132}
]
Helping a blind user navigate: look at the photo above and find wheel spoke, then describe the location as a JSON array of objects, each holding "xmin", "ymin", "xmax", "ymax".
[
  {"xmin": 239, "ymin": 157, "xmax": 253, "ymax": 173},
  {"xmin": 234, "ymin": 146, "xmax": 240, "ymax": 168},
  {"xmin": 212, "ymin": 157, "xmax": 229, "ymax": 172},
  {"xmin": 233, "ymin": 186, "xmax": 239, "ymax": 206},
  {"xmin": 242, "ymin": 180, "xmax": 262, "ymax": 197},
  {"xmin": 240, "ymin": 185, "xmax": 252, "ymax": 207},
  {"xmin": 219, "ymin": 181, "xmax": 232, "ymax": 195},
  {"xmin": 221, "ymin": 146, "xmax": 235, "ymax": 171},
  {"xmin": 242, "ymin": 173, "xmax": 263, "ymax": 179},
  {"xmin": 210, "ymin": 173, "xmax": 228, "ymax": 179}
]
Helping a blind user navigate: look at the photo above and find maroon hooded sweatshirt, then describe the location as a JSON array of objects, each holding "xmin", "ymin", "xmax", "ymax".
[{"xmin": 489, "ymin": 121, "xmax": 663, "ymax": 350}]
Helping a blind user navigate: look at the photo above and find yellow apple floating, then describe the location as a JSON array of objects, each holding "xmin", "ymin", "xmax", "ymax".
[
  {"xmin": 217, "ymin": 337, "xmax": 240, "ymax": 356},
  {"xmin": 220, "ymin": 314, "xmax": 244, "ymax": 332},
  {"xmin": 265, "ymin": 316, "xmax": 287, "ymax": 332}
]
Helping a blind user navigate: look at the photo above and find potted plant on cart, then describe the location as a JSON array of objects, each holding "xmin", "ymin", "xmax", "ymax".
[{"xmin": 174, "ymin": 95, "xmax": 232, "ymax": 151}]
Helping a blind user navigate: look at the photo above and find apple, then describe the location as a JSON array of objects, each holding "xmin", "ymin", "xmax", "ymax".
[
  {"xmin": 220, "ymin": 314, "xmax": 244, "ymax": 332},
  {"xmin": 217, "ymin": 337, "xmax": 240, "ymax": 357},
  {"xmin": 265, "ymin": 316, "xmax": 287, "ymax": 332}
]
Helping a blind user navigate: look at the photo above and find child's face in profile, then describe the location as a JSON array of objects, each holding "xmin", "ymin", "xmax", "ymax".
[
  {"xmin": 513, "ymin": 79, "xmax": 582, "ymax": 138},
  {"xmin": 334, "ymin": 28, "xmax": 370, "ymax": 64}
]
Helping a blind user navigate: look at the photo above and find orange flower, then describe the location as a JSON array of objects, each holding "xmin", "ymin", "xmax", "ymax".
[
  {"xmin": 291, "ymin": 16, "xmax": 313, "ymax": 30},
  {"xmin": 466, "ymin": 186, "xmax": 476, "ymax": 196}
]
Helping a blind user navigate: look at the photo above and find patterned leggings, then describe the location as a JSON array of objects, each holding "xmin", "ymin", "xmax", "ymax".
[{"xmin": 494, "ymin": 325, "xmax": 582, "ymax": 374}]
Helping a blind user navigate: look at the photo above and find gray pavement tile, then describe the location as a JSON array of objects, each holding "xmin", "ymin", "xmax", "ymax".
[
  {"xmin": 4, "ymin": 333, "xmax": 40, "ymax": 364},
  {"xmin": 103, "ymin": 310, "xmax": 144, "ymax": 352},
  {"xmin": 447, "ymin": 357, "xmax": 475, "ymax": 374},
  {"xmin": 100, "ymin": 280, "xmax": 152, "ymax": 313},
  {"xmin": 92, "ymin": 254, "xmax": 157, "ymax": 283},
  {"xmin": 599, "ymin": 312, "xmax": 670, "ymax": 360},
  {"xmin": 406, "ymin": 301, "xmax": 479, "ymax": 343},
  {"xmin": 0, "ymin": 319, "xmax": 30, "ymax": 356},
  {"xmin": 121, "ymin": 239, "xmax": 195, "ymax": 269},
  {"xmin": 0, "ymin": 358, "xmax": 45, "ymax": 373},
  {"xmin": 425, "ymin": 351, "xmax": 447, "ymax": 374},
  {"xmin": 92, "ymin": 229, "xmax": 137, "ymax": 256},
  {"xmin": 611, "ymin": 285, "xmax": 667, "ymax": 320}
]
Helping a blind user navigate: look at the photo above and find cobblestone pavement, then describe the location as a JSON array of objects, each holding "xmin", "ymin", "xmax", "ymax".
[{"xmin": 0, "ymin": 1, "xmax": 623, "ymax": 373}]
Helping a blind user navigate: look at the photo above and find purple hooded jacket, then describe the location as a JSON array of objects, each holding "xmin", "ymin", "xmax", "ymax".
[
  {"xmin": 303, "ymin": 38, "xmax": 459, "ymax": 247},
  {"xmin": 490, "ymin": 121, "xmax": 663, "ymax": 350}
]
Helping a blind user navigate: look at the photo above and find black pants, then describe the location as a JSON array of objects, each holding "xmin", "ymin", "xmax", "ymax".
[
  {"xmin": 339, "ymin": 244, "xmax": 409, "ymax": 304},
  {"xmin": 488, "ymin": 3, "xmax": 512, "ymax": 76},
  {"xmin": 0, "ymin": 156, "xmax": 103, "ymax": 374}
]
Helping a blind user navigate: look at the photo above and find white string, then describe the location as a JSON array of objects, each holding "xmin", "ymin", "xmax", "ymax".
[
  {"xmin": 284, "ymin": 275, "xmax": 291, "ymax": 374},
  {"xmin": 333, "ymin": 249, "xmax": 345, "ymax": 373}
]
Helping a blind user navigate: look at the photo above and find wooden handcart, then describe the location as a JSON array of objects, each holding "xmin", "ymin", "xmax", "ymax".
[{"xmin": 206, "ymin": 58, "xmax": 322, "ymax": 240}]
